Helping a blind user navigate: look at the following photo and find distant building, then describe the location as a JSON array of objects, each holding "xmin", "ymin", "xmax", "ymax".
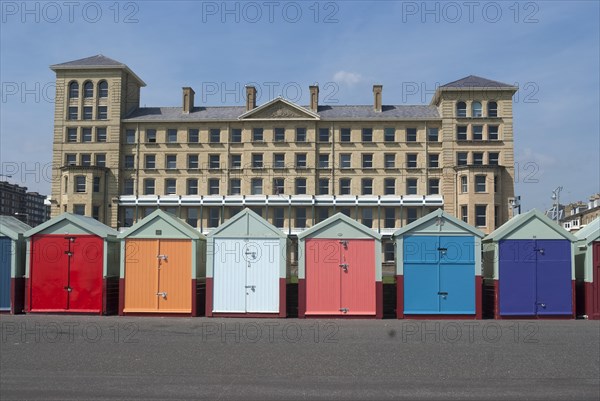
[
  {"xmin": 0, "ymin": 181, "xmax": 50, "ymax": 226},
  {"xmin": 559, "ymin": 194, "xmax": 600, "ymax": 232}
]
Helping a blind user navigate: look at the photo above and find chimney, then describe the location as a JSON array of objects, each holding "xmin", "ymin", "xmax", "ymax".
[
  {"xmin": 182, "ymin": 87, "xmax": 195, "ymax": 113},
  {"xmin": 246, "ymin": 85, "xmax": 256, "ymax": 111},
  {"xmin": 373, "ymin": 85, "xmax": 382, "ymax": 112},
  {"xmin": 309, "ymin": 85, "xmax": 319, "ymax": 112}
]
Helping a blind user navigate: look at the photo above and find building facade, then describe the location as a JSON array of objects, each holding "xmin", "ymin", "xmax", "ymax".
[
  {"xmin": 0, "ymin": 181, "xmax": 50, "ymax": 227},
  {"xmin": 49, "ymin": 55, "xmax": 517, "ymax": 236},
  {"xmin": 560, "ymin": 194, "xmax": 600, "ymax": 232}
]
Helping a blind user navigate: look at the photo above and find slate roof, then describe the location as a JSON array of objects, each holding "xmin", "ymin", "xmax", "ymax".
[
  {"xmin": 123, "ymin": 104, "xmax": 440, "ymax": 122},
  {"xmin": 51, "ymin": 54, "xmax": 125, "ymax": 68},
  {"xmin": 441, "ymin": 75, "xmax": 515, "ymax": 88}
]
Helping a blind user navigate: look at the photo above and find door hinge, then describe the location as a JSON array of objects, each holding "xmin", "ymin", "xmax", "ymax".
[
  {"xmin": 339, "ymin": 308, "xmax": 349, "ymax": 313},
  {"xmin": 157, "ymin": 254, "xmax": 168, "ymax": 260},
  {"xmin": 156, "ymin": 292, "xmax": 167, "ymax": 299}
]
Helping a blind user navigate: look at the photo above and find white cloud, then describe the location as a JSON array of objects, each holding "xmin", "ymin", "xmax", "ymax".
[{"xmin": 333, "ymin": 71, "xmax": 362, "ymax": 86}]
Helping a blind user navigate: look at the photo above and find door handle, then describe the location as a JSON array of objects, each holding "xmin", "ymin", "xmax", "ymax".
[
  {"xmin": 64, "ymin": 286, "xmax": 72, "ymax": 292},
  {"xmin": 156, "ymin": 292, "xmax": 167, "ymax": 299},
  {"xmin": 339, "ymin": 263, "xmax": 348, "ymax": 271},
  {"xmin": 245, "ymin": 285, "xmax": 256, "ymax": 290},
  {"xmin": 438, "ymin": 291, "xmax": 448, "ymax": 299},
  {"xmin": 157, "ymin": 254, "xmax": 168, "ymax": 260},
  {"xmin": 537, "ymin": 302, "xmax": 546, "ymax": 308}
]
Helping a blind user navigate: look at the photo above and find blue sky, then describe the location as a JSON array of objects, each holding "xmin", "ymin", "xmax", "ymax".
[{"xmin": 1, "ymin": 0, "xmax": 598, "ymax": 211}]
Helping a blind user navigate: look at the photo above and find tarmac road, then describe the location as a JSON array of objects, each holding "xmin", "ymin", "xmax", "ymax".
[{"xmin": 1, "ymin": 315, "xmax": 599, "ymax": 400}]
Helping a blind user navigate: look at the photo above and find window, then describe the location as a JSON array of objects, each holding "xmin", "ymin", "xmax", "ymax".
[
  {"xmin": 475, "ymin": 175, "xmax": 486, "ymax": 192},
  {"xmin": 461, "ymin": 176, "xmax": 468, "ymax": 193},
  {"xmin": 145, "ymin": 155, "xmax": 156, "ymax": 169},
  {"xmin": 472, "ymin": 101, "xmax": 482, "ymax": 117},
  {"xmin": 274, "ymin": 153, "xmax": 285, "ymax": 168},
  {"xmin": 66, "ymin": 154, "xmax": 76, "ymax": 166},
  {"xmin": 68, "ymin": 81, "xmax": 79, "ymax": 99},
  {"xmin": 75, "ymin": 176, "xmax": 86, "ymax": 192},
  {"xmin": 362, "ymin": 128, "xmax": 373, "ymax": 142},
  {"xmin": 252, "ymin": 128, "xmax": 263, "ymax": 142},
  {"xmin": 362, "ymin": 178, "xmax": 373, "ymax": 195},
  {"xmin": 188, "ymin": 129, "xmax": 199, "ymax": 143},
  {"xmin": 98, "ymin": 81, "xmax": 108, "ymax": 98},
  {"xmin": 208, "ymin": 179, "xmax": 219, "ymax": 195},
  {"xmin": 209, "ymin": 154, "xmax": 220, "ymax": 169},
  {"xmin": 384, "ymin": 154, "xmax": 395, "ymax": 168},
  {"xmin": 92, "ymin": 176, "xmax": 101, "ymax": 192},
  {"xmin": 428, "ymin": 178, "xmax": 440, "ymax": 195},
  {"xmin": 251, "ymin": 178, "xmax": 263, "ymax": 195},
  {"xmin": 362, "ymin": 154, "xmax": 373, "ymax": 169},
  {"xmin": 165, "ymin": 179, "xmax": 177, "ymax": 195},
  {"xmin": 406, "ymin": 178, "xmax": 418, "ymax": 195},
  {"xmin": 428, "ymin": 154, "xmax": 439, "ymax": 168},
  {"xmin": 475, "ymin": 205, "xmax": 487, "ymax": 226},
  {"xmin": 167, "ymin": 129, "xmax": 177, "ymax": 143},
  {"xmin": 73, "ymin": 205, "xmax": 85, "ymax": 216},
  {"xmin": 427, "ymin": 128, "xmax": 439, "ymax": 142},
  {"xmin": 274, "ymin": 128, "xmax": 285, "ymax": 142},
  {"xmin": 317, "ymin": 208, "xmax": 329, "ymax": 223},
  {"xmin": 82, "ymin": 128, "xmax": 92, "ymax": 142},
  {"xmin": 457, "ymin": 152, "xmax": 468, "ymax": 166},
  {"xmin": 96, "ymin": 128, "xmax": 107, "ymax": 142},
  {"xmin": 81, "ymin": 154, "xmax": 91, "ymax": 166},
  {"xmin": 494, "ymin": 175, "xmax": 498, "ymax": 193},
  {"xmin": 97, "ymin": 106, "xmax": 107, "ymax": 120},
  {"xmin": 188, "ymin": 154, "xmax": 199, "ymax": 169},
  {"xmin": 406, "ymin": 128, "xmax": 417, "ymax": 142},
  {"xmin": 208, "ymin": 208, "xmax": 220, "ymax": 228},
  {"xmin": 83, "ymin": 81, "xmax": 93, "ymax": 98},
  {"xmin": 407, "ymin": 208, "xmax": 418, "ymax": 223},
  {"xmin": 318, "ymin": 128, "xmax": 329, "ymax": 142},
  {"xmin": 273, "ymin": 208, "xmax": 285, "ymax": 228},
  {"xmin": 144, "ymin": 179, "xmax": 155, "ymax": 195},
  {"xmin": 488, "ymin": 125, "xmax": 499, "ymax": 140},
  {"xmin": 229, "ymin": 179, "xmax": 241, "ymax": 195},
  {"xmin": 362, "ymin": 208, "xmax": 373, "ymax": 228},
  {"xmin": 340, "ymin": 128, "xmax": 351, "ymax": 142},
  {"xmin": 126, "ymin": 130, "xmax": 136, "ymax": 144},
  {"xmin": 252, "ymin": 154, "xmax": 263, "ymax": 168},
  {"xmin": 296, "ymin": 153, "xmax": 307, "ymax": 169},
  {"xmin": 473, "ymin": 152, "xmax": 484, "ymax": 165},
  {"xmin": 407, "ymin": 154, "xmax": 417, "ymax": 168},
  {"xmin": 384, "ymin": 127, "xmax": 395, "ymax": 142},
  {"xmin": 494, "ymin": 205, "xmax": 499, "ymax": 228},
  {"xmin": 68, "ymin": 107, "xmax": 78, "ymax": 120},
  {"xmin": 210, "ymin": 129, "xmax": 220, "ymax": 143},
  {"xmin": 166, "ymin": 155, "xmax": 177, "ymax": 169},
  {"xmin": 83, "ymin": 107, "xmax": 92, "ymax": 120},
  {"xmin": 384, "ymin": 178, "xmax": 395, "ymax": 195},
  {"xmin": 340, "ymin": 154, "xmax": 351, "ymax": 169},
  {"xmin": 318, "ymin": 154, "xmax": 329, "ymax": 169},
  {"xmin": 461, "ymin": 206, "xmax": 468, "ymax": 223},
  {"xmin": 123, "ymin": 179, "xmax": 134, "ymax": 195},
  {"xmin": 91, "ymin": 205, "xmax": 100, "ymax": 220},
  {"xmin": 95, "ymin": 154, "xmax": 106, "ymax": 167},
  {"xmin": 295, "ymin": 208, "xmax": 307, "ymax": 228},
  {"xmin": 457, "ymin": 125, "xmax": 467, "ymax": 140},
  {"xmin": 295, "ymin": 178, "xmax": 307, "ymax": 194},
  {"xmin": 384, "ymin": 208, "xmax": 396, "ymax": 229},
  {"xmin": 187, "ymin": 208, "xmax": 198, "ymax": 228},
  {"xmin": 231, "ymin": 128, "xmax": 242, "ymax": 143},
  {"xmin": 318, "ymin": 179, "xmax": 329, "ymax": 195},
  {"xmin": 273, "ymin": 178, "xmax": 285, "ymax": 194},
  {"xmin": 187, "ymin": 179, "xmax": 198, "ymax": 195},
  {"xmin": 384, "ymin": 242, "xmax": 395, "ymax": 261},
  {"xmin": 488, "ymin": 101, "xmax": 498, "ymax": 117},
  {"xmin": 473, "ymin": 125, "xmax": 483, "ymax": 140},
  {"xmin": 296, "ymin": 127, "xmax": 306, "ymax": 142},
  {"xmin": 229, "ymin": 154, "xmax": 241, "ymax": 169},
  {"xmin": 339, "ymin": 178, "xmax": 351, "ymax": 195},
  {"xmin": 489, "ymin": 152, "xmax": 499, "ymax": 166},
  {"xmin": 67, "ymin": 128, "xmax": 77, "ymax": 142},
  {"xmin": 146, "ymin": 129, "xmax": 157, "ymax": 143},
  {"xmin": 456, "ymin": 101, "xmax": 467, "ymax": 117}
]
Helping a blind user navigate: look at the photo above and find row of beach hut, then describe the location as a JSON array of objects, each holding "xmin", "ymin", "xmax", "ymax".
[{"xmin": 1, "ymin": 208, "xmax": 598, "ymax": 319}]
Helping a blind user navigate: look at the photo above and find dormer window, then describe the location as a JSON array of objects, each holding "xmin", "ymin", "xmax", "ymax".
[
  {"xmin": 84, "ymin": 81, "xmax": 93, "ymax": 98},
  {"xmin": 472, "ymin": 101, "xmax": 482, "ymax": 117},
  {"xmin": 456, "ymin": 101, "xmax": 466, "ymax": 117},
  {"xmin": 488, "ymin": 101, "xmax": 498, "ymax": 117}
]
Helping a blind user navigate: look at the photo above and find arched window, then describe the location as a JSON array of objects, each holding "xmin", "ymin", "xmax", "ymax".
[
  {"xmin": 98, "ymin": 80, "xmax": 108, "ymax": 98},
  {"xmin": 488, "ymin": 101, "xmax": 498, "ymax": 117},
  {"xmin": 472, "ymin": 101, "xmax": 482, "ymax": 117},
  {"xmin": 83, "ymin": 81, "xmax": 94, "ymax": 98},
  {"xmin": 456, "ymin": 101, "xmax": 466, "ymax": 117},
  {"xmin": 68, "ymin": 81, "xmax": 79, "ymax": 99}
]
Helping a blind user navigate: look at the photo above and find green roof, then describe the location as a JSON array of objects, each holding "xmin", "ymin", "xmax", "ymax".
[
  {"xmin": 0, "ymin": 216, "xmax": 32, "ymax": 240},
  {"xmin": 206, "ymin": 208, "xmax": 285, "ymax": 238},
  {"xmin": 483, "ymin": 209, "xmax": 577, "ymax": 242},
  {"xmin": 298, "ymin": 212, "xmax": 382, "ymax": 240},
  {"xmin": 24, "ymin": 213, "xmax": 118, "ymax": 239},
  {"xmin": 392, "ymin": 208, "xmax": 485, "ymax": 238},
  {"xmin": 575, "ymin": 217, "xmax": 600, "ymax": 244},
  {"xmin": 118, "ymin": 209, "xmax": 204, "ymax": 239}
]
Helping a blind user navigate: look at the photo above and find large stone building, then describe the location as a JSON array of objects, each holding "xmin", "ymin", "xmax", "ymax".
[
  {"xmin": 0, "ymin": 181, "xmax": 50, "ymax": 227},
  {"xmin": 49, "ymin": 55, "xmax": 517, "ymax": 237}
]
